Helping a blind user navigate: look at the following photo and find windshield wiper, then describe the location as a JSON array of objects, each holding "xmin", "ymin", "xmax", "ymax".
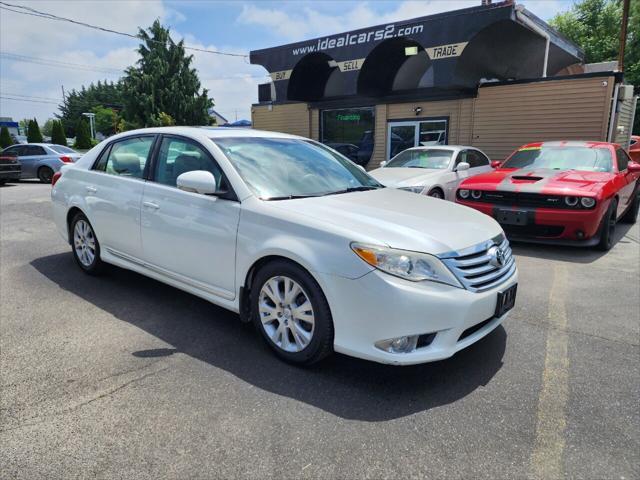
[
  {"xmin": 320, "ymin": 185, "xmax": 382, "ymax": 196},
  {"xmin": 263, "ymin": 194, "xmax": 318, "ymax": 201}
]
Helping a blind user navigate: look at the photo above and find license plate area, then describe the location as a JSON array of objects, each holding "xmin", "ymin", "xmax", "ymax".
[
  {"xmin": 496, "ymin": 209, "xmax": 528, "ymax": 226},
  {"xmin": 495, "ymin": 283, "xmax": 517, "ymax": 317}
]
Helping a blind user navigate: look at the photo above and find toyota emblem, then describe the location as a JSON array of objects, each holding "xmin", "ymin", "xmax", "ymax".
[{"xmin": 488, "ymin": 246, "xmax": 505, "ymax": 267}]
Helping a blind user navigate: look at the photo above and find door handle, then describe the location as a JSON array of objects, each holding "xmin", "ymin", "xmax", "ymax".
[
  {"xmin": 86, "ymin": 186, "xmax": 97, "ymax": 194},
  {"xmin": 143, "ymin": 201, "xmax": 160, "ymax": 210}
]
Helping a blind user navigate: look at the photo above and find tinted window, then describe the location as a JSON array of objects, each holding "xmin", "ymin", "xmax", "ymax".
[
  {"xmin": 154, "ymin": 137, "xmax": 222, "ymax": 188},
  {"xmin": 386, "ymin": 149, "xmax": 451, "ymax": 169},
  {"xmin": 468, "ymin": 150, "xmax": 490, "ymax": 167},
  {"xmin": 1, "ymin": 145, "xmax": 20, "ymax": 154},
  {"xmin": 23, "ymin": 146, "xmax": 46, "ymax": 156},
  {"xmin": 616, "ymin": 148, "xmax": 630, "ymax": 171},
  {"xmin": 94, "ymin": 136, "xmax": 154, "ymax": 178},
  {"xmin": 321, "ymin": 108, "xmax": 375, "ymax": 166},
  {"xmin": 48, "ymin": 145, "xmax": 76, "ymax": 154},
  {"xmin": 212, "ymin": 137, "xmax": 380, "ymax": 199},
  {"xmin": 502, "ymin": 146, "xmax": 613, "ymax": 172}
]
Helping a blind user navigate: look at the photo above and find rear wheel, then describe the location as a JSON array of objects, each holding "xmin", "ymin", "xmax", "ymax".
[
  {"xmin": 251, "ymin": 260, "xmax": 333, "ymax": 365},
  {"xmin": 37, "ymin": 166, "xmax": 54, "ymax": 184},
  {"xmin": 70, "ymin": 213, "xmax": 104, "ymax": 274},
  {"xmin": 428, "ymin": 188, "xmax": 444, "ymax": 199},
  {"xmin": 620, "ymin": 188, "xmax": 639, "ymax": 224},
  {"xmin": 596, "ymin": 199, "xmax": 618, "ymax": 251}
]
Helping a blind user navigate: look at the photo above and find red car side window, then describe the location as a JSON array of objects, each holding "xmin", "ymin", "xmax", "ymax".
[{"xmin": 616, "ymin": 148, "xmax": 631, "ymax": 171}]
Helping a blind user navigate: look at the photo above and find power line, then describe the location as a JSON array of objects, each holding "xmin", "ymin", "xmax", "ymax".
[
  {"xmin": 2, "ymin": 92, "xmax": 62, "ymax": 102},
  {"xmin": 0, "ymin": 96, "xmax": 60, "ymax": 105},
  {"xmin": 0, "ymin": 52, "xmax": 123, "ymax": 74},
  {"xmin": 0, "ymin": 2, "xmax": 248, "ymax": 58}
]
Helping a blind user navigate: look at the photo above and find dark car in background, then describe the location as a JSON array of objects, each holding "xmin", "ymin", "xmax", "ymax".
[
  {"xmin": 0, "ymin": 150, "xmax": 21, "ymax": 185},
  {"xmin": 0, "ymin": 143, "xmax": 82, "ymax": 183}
]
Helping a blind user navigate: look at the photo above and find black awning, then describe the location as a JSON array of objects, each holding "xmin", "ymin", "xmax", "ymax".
[{"xmin": 250, "ymin": 1, "xmax": 583, "ymax": 104}]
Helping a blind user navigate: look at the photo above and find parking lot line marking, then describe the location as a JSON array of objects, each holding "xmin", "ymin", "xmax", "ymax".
[{"xmin": 530, "ymin": 264, "xmax": 569, "ymax": 480}]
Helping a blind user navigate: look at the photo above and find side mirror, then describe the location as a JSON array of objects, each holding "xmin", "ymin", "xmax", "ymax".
[
  {"xmin": 380, "ymin": 160, "xmax": 387, "ymax": 168},
  {"xmin": 456, "ymin": 162, "xmax": 470, "ymax": 172},
  {"xmin": 491, "ymin": 160, "xmax": 502, "ymax": 169},
  {"xmin": 627, "ymin": 161, "xmax": 640, "ymax": 173},
  {"xmin": 177, "ymin": 170, "xmax": 223, "ymax": 195}
]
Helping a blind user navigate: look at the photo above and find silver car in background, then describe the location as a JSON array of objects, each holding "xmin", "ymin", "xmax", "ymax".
[
  {"xmin": 369, "ymin": 146, "xmax": 495, "ymax": 201},
  {"xmin": 0, "ymin": 143, "xmax": 82, "ymax": 183}
]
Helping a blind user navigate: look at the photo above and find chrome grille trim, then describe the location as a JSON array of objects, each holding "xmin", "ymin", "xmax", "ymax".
[{"xmin": 438, "ymin": 234, "xmax": 516, "ymax": 292}]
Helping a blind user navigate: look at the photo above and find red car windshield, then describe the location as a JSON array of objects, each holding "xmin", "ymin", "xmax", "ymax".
[{"xmin": 502, "ymin": 147, "xmax": 613, "ymax": 172}]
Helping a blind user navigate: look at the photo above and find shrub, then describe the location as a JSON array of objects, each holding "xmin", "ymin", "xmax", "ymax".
[
  {"xmin": 27, "ymin": 118, "xmax": 44, "ymax": 143},
  {"xmin": 51, "ymin": 121, "xmax": 68, "ymax": 146},
  {"xmin": 74, "ymin": 118, "xmax": 92, "ymax": 149},
  {"xmin": 0, "ymin": 126, "xmax": 13, "ymax": 148}
]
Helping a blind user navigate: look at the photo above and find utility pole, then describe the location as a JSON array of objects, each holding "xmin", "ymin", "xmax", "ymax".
[{"xmin": 619, "ymin": 0, "xmax": 630, "ymax": 72}]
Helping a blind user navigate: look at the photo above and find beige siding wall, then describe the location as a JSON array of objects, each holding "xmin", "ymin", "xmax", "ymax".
[
  {"xmin": 613, "ymin": 95, "xmax": 637, "ymax": 149},
  {"xmin": 251, "ymin": 103, "xmax": 310, "ymax": 137},
  {"xmin": 310, "ymin": 109, "xmax": 320, "ymax": 141},
  {"xmin": 472, "ymin": 76, "xmax": 615, "ymax": 160},
  {"xmin": 370, "ymin": 104, "xmax": 388, "ymax": 169}
]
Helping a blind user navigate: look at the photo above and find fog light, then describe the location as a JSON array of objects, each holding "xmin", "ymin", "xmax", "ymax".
[
  {"xmin": 576, "ymin": 230, "xmax": 585, "ymax": 239},
  {"xmin": 375, "ymin": 335, "xmax": 419, "ymax": 354}
]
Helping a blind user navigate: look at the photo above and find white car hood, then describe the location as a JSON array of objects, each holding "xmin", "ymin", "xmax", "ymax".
[
  {"xmin": 268, "ymin": 188, "xmax": 502, "ymax": 255},
  {"xmin": 369, "ymin": 167, "xmax": 444, "ymax": 188}
]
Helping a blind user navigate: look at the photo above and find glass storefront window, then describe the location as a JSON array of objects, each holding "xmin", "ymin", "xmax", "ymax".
[
  {"xmin": 387, "ymin": 119, "xmax": 448, "ymax": 159},
  {"xmin": 321, "ymin": 107, "xmax": 375, "ymax": 166}
]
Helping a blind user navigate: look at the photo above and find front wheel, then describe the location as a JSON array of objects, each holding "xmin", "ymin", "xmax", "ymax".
[
  {"xmin": 38, "ymin": 166, "xmax": 54, "ymax": 184},
  {"xmin": 428, "ymin": 188, "xmax": 444, "ymax": 199},
  {"xmin": 71, "ymin": 213, "xmax": 105, "ymax": 274},
  {"xmin": 596, "ymin": 199, "xmax": 618, "ymax": 251},
  {"xmin": 251, "ymin": 260, "xmax": 334, "ymax": 365}
]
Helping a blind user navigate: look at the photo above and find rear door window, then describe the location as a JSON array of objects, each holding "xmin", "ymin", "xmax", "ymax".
[{"xmin": 94, "ymin": 136, "xmax": 154, "ymax": 179}]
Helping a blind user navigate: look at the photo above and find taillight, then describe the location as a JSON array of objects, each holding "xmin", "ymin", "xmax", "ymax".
[
  {"xmin": 60, "ymin": 155, "xmax": 73, "ymax": 163},
  {"xmin": 52, "ymin": 171, "xmax": 62, "ymax": 186}
]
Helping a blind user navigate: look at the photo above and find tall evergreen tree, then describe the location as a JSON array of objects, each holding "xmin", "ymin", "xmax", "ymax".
[
  {"xmin": 51, "ymin": 121, "xmax": 68, "ymax": 146},
  {"xmin": 27, "ymin": 118, "xmax": 44, "ymax": 143},
  {"xmin": 74, "ymin": 119, "xmax": 92, "ymax": 150},
  {"xmin": 121, "ymin": 20, "xmax": 213, "ymax": 128},
  {"xmin": 57, "ymin": 81, "xmax": 124, "ymax": 137},
  {"xmin": 0, "ymin": 126, "xmax": 13, "ymax": 148}
]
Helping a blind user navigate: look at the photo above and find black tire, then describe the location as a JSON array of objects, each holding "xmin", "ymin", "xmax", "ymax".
[
  {"xmin": 596, "ymin": 199, "xmax": 618, "ymax": 251},
  {"xmin": 251, "ymin": 259, "xmax": 334, "ymax": 365},
  {"xmin": 620, "ymin": 187, "xmax": 639, "ymax": 224},
  {"xmin": 70, "ymin": 212, "xmax": 105, "ymax": 275},
  {"xmin": 428, "ymin": 188, "xmax": 444, "ymax": 199},
  {"xmin": 37, "ymin": 166, "xmax": 54, "ymax": 184}
]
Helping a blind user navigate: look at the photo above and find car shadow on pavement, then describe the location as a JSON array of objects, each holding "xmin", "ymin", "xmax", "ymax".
[
  {"xmin": 510, "ymin": 221, "xmax": 637, "ymax": 264},
  {"xmin": 31, "ymin": 253, "xmax": 507, "ymax": 422}
]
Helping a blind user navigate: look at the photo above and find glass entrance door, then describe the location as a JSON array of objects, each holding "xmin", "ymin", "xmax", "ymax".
[{"xmin": 387, "ymin": 119, "xmax": 448, "ymax": 159}]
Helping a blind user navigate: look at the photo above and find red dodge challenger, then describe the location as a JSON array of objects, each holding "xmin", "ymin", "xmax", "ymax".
[{"xmin": 455, "ymin": 141, "xmax": 640, "ymax": 250}]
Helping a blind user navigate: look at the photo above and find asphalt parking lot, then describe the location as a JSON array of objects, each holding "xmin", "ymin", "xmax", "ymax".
[{"xmin": 1, "ymin": 180, "xmax": 639, "ymax": 479}]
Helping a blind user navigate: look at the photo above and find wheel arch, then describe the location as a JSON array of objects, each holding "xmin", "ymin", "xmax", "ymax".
[{"xmin": 66, "ymin": 206, "xmax": 86, "ymax": 244}]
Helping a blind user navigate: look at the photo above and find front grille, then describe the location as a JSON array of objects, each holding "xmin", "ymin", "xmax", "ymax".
[
  {"xmin": 439, "ymin": 234, "xmax": 516, "ymax": 292},
  {"xmin": 460, "ymin": 190, "xmax": 594, "ymax": 210}
]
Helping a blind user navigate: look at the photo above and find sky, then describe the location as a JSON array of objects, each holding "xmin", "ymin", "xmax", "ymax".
[{"xmin": 0, "ymin": 0, "xmax": 576, "ymax": 125}]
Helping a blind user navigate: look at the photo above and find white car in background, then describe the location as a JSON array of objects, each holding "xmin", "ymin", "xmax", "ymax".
[
  {"xmin": 51, "ymin": 127, "xmax": 516, "ymax": 366},
  {"xmin": 370, "ymin": 146, "xmax": 495, "ymax": 200}
]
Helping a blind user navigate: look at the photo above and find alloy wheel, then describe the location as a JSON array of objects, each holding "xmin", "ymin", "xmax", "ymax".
[
  {"xmin": 73, "ymin": 219, "xmax": 96, "ymax": 267},
  {"xmin": 258, "ymin": 276, "xmax": 315, "ymax": 352}
]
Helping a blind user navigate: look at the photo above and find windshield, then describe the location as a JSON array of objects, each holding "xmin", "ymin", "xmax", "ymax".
[
  {"xmin": 211, "ymin": 137, "xmax": 381, "ymax": 199},
  {"xmin": 48, "ymin": 145, "xmax": 76, "ymax": 154},
  {"xmin": 502, "ymin": 146, "xmax": 613, "ymax": 172},
  {"xmin": 386, "ymin": 149, "xmax": 452, "ymax": 169}
]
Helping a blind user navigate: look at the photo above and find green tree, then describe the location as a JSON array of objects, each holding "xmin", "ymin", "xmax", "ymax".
[
  {"xmin": 550, "ymin": 0, "xmax": 639, "ymax": 133},
  {"xmin": 91, "ymin": 105, "xmax": 119, "ymax": 136},
  {"xmin": 121, "ymin": 20, "xmax": 213, "ymax": 128},
  {"xmin": 27, "ymin": 118, "xmax": 44, "ymax": 143},
  {"xmin": 74, "ymin": 118, "xmax": 92, "ymax": 150},
  {"xmin": 57, "ymin": 81, "xmax": 124, "ymax": 137},
  {"xmin": 41, "ymin": 118, "xmax": 55, "ymax": 137},
  {"xmin": 0, "ymin": 126, "xmax": 13, "ymax": 148},
  {"xmin": 51, "ymin": 120, "xmax": 68, "ymax": 146}
]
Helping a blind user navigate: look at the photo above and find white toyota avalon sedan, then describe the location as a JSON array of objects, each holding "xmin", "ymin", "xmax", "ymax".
[{"xmin": 51, "ymin": 127, "xmax": 517, "ymax": 366}]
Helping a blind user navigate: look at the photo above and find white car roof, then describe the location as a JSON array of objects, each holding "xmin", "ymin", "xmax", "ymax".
[
  {"xmin": 116, "ymin": 126, "xmax": 303, "ymax": 140},
  {"xmin": 400, "ymin": 145, "xmax": 479, "ymax": 152}
]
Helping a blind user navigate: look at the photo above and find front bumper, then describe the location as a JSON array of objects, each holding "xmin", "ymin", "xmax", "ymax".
[
  {"xmin": 316, "ymin": 267, "xmax": 518, "ymax": 365},
  {"xmin": 456, "ymin": 200, "xmax": 606, "ymax": 244}
]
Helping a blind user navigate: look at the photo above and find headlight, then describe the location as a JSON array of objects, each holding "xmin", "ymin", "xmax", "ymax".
[
  {"xmin": 564, "ymin": 196, "xmax": 579, "ymax": 207},
  {"xmin": 399, "ymin": 185, "xmax": 425, "ymax": 194},
  {"xmin": 471, "ymin": 190, "xmax": 482, "ymax": 200},
  {"xmin": 580, "ymin": 197, "xmax": 596, "ymax": 208},
  {"xmin": 350, "ymin": 243, "xmax": 462, "ymax": 287},
  {"xmin": 459, "ymin": 189, "xmax": 470, "ymax": 199}
]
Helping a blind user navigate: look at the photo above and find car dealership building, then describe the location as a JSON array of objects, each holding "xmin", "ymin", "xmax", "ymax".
[{"xmin": 250, "ymin": 1, "xmax": 637, "ymax": 169}]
